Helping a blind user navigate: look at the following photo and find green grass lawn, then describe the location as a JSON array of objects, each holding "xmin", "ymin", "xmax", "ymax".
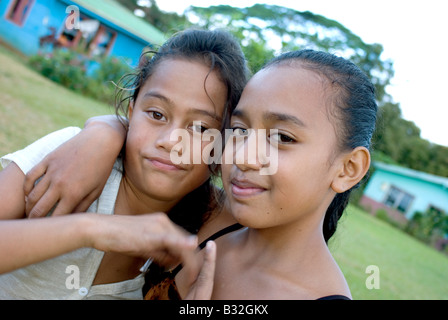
[
  {"xmin": 1, "ymin": 44, "xmax": 448, "ymax": 300},
  {"xmin": 330, "ymin": 206, "xmax": 448, "ymax": 299},
  {"xmin": 0, "ymin": 44, "xmax": 113, "ymax": 156}
]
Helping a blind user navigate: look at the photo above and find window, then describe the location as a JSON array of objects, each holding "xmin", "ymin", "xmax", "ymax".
[
  {"xmin": 88, "ymin": 25, "xmax": 117, "ymax": 57},
  {"xmin": 383, "ymin": 185, "xmax": 415, "ymax": 213},
  {"xmin": 6, "ymin": 0, "xmax": 34, "ymax": 26},
  {"xmin": 58, "ymin": 16, "xmax": 116, "ymax": 57}
]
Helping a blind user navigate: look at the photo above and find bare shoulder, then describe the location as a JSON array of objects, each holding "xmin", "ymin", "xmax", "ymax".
[
  {"xmin": 300, "ymin": 253, "xmax": 352, "ymax": 300},
  {"xmin": 212, "ymin": 236, "xmax": 351, "ymax": 300}
]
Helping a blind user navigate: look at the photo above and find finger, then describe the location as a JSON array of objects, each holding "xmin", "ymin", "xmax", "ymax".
[
  {"xmin": 24, "ymin": 162, "xmax": 47, "ymax": 196},
  {"xmin": 161, "ymin": 234, "xmax": 198, "ymax": 257},
  {"xmin": 72, "ymin": 190, "xmax": 102, "ymax": 213},
  {"xmin": 187, "ymin": 241, "xmax": 216, "ymax": 300},
  {"xmin": 25, "ymin": 178, "xmax": 53, "ymax": 218},
  {"xmin": 51, "ymin": 197, "xmax": 78, "ymax": 216},
  {"xmin": 149, "ymin": 235, "xmax": 197, "ymax": 267},
  {"xmin": 28, "ymin": 192, "xmax": 60, "ymax": 218}
]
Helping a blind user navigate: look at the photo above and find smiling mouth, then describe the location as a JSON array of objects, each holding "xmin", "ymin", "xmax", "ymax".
[{"xmin": 230, "ymin": 178, "xmax": 267, "ymax": 198}]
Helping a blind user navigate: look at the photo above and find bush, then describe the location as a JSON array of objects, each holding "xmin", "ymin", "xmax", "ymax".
[
  {"xmin": 375, "ymin": 208, "xmax": 401, "ymax": 229},
  {"xmin": 29, "ymin": 49, "xmax": 132, "ymax": 105},
  {"xmin": 29, "ymin": 50, "xmax": 86, "ymax": 91},
  {"xmin": 405, "ymin": 209, "xmax": 448, "ymax": 252}
]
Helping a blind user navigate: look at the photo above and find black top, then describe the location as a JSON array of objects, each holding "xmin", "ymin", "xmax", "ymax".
[{"xmin": 317, "ymin": 295, "xmax": 351, "ymax": 300}]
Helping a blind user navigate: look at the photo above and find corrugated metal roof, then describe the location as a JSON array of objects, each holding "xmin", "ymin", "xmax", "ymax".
[
  {"xmin": 373, "ymin": 162, "xmax": 448, "ymax": 189},
  {"xmin": 59, "ymin": 0, "xmax": 166, "ymax": 45}
]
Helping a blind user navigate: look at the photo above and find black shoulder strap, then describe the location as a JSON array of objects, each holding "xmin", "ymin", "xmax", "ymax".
[
  {"xmin": 169, "ymin": 223, "xmax": 244, "ymax": 277},
  {"xmin": 198, "ymin": 223, "xmax": 244, "ymax": 249}
]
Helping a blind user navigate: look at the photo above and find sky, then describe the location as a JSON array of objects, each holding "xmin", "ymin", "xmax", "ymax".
[{"xmin": 153, "ymin": 0, "xmax": 448, "ymax": 147}]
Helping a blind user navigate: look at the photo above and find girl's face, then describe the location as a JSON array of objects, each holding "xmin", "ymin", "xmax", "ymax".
[
  {"xmin": 125, "ymin": 58, "xmax": 227, "ymax": 203},
  {"xmin": 222, "ymin": 65, "xmax": 344, "ymax": 230}
]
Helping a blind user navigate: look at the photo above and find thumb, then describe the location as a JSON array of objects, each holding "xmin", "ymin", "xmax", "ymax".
[{"xmin": 185, "ymin": 241, "xmax": 216, "ymax": 300}]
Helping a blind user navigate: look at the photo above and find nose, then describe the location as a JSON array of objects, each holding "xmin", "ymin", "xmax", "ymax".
[
  {"xmin": 233, "ymin": 129, "xmax": 265, "ymax": 172},
  {"xmin": 155, "ymin": 124, "xmax": 184, "ymax": 154}
]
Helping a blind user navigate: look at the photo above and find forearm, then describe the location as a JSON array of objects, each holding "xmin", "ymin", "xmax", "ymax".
[
  {"xmin": 0, "ymin": 214, "xmax": 94, "ymax": 274},
  {"xmin": 84, "ymin": 115, "xmax": 127, "ymax": 155},
  {"xmin": 0, "ymin": 213, "xmax": 200, "ymax": 277}
]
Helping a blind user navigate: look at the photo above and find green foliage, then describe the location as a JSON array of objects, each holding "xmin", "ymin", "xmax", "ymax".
[
  {"xmin": 186, "ymin": 3, "xmax": 394, "ymax": 90},
  {"xmin": 405, "ymin": 208, "xmax": 448, "ymax": 245},
  {"xmin": 375, "ymin": 208, "xmax": 392, "ymax": 223},
  {"xmin": 28, "ymin": 49, "xmax": 86, "ymax": 91},
  {"xmin": 117, "ymin": 0, "xmax": 192, "ymax": 33},
  {"xmin": 29, "ymin": 49, "xmax": 132, "ymax": 105},
  {"xmin": 374, "ymin": 208, "xmax": 402, "ymax": 229},
  {"xmin": 373, "ymin": 102, "xmax": 448, "ymax": 177}
]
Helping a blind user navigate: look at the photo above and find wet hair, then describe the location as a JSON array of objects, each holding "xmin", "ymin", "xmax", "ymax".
[
  {"xmin": 115, "ymin": 29, "xmax": 249, "ymax": 233},
  {"xmin": 116, "ymin": 28, "xmax": 249, "ymax": 139},
  {"xmin": 263, "ymin": 49, "xmax": 377, "ymax": 242}
]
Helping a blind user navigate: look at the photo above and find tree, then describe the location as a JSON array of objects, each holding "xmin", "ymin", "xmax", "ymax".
[
  {"xmin": 186, "ymin": 4, "xmax": 394, "ymax": 100},
  {"xmin": 117, "ymin": 0, "xmax": 191, "ymax": 34}
]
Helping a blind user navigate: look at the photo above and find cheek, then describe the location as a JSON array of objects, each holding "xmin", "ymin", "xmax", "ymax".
[
  {"xmin": 220, "ymin": 163, "xmax": 232, "ymax": 188},
  {"xmin": 188, "ymin": 163, "xmax": 211, "ymax": 187},
  {"xmin": 127, "ymin": 119, "xmax": 147, "ymax": 143}
]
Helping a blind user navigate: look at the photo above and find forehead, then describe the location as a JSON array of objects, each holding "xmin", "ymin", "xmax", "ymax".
[
  {"xmin": 139, "ymin": 58, "xmax": 228, "ymax": 115},
  {"xmin": 236, "ymin": 65, "xmax": 331, "ymax": 125}
]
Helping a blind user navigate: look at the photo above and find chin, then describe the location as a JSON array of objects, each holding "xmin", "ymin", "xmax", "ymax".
[
  {"xmin": 145, "ymin": 184, "xmax": 184, "ymax": 201},
  {"xmin": 230, "ymin": 207, "xmax": 267, "ymax": 229}
]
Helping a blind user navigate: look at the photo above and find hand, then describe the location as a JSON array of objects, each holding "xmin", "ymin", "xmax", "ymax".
[
  {"xmin": 24, "ymin": 120, "xmax": 124, "ymax": 218},
  {"xmin": 90, "ymin": 213, "xmax": 199, "ymax": 269},
  {"xmin": 184, "ymin": 241, "xmax": 217, "ymax": 300}
]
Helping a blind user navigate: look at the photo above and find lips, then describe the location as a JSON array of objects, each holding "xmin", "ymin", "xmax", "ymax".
[
  {"xmin": 230, "ymin": 177, "xmax": 267, "ymax": 198},
  {"xmin": 146, "ymin": 156, "xmax": 186, "ymax": 171}
]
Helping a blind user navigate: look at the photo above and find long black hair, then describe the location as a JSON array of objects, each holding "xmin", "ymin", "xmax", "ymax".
[
  {"xmin": 263, "ymin": 49, "xmax": 378, "ymax": 242},
  {"xmin": 115, "ymin": 29, "xmax": 249, "ymax": 233}
]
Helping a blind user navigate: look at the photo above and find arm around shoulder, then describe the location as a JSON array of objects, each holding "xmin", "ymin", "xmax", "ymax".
[
  {"xmin": 24, "ymin": 118, "xmax": 126, "ymax": 217},
  {"xmin": 0, "ymin": 162, "xmax": 27, "ymax": 220}
]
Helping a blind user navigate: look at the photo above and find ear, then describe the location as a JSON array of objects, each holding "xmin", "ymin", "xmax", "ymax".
[
  {"xmin": 331, "ymin": 146, "xmax": 371, "ymax": 193},
  {"xmin": 128, "ymin": 99, "xmax": 135, "ymax": 120}
]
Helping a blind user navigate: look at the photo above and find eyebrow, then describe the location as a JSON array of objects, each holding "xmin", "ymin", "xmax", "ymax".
[
  {"xmin": 143, "ymin": 91, "xmax": 222, "ymax": 122},
  {"xmin": 143, "ymin": 91, "xmax": 175, "ymax": 107},
  {"xmin": 232, "ymin": 109, "xmax": 306, "ymax": 128},
  {"xmin": 264, "ymin": 112, "xmax": 306, "ymax": 128}
]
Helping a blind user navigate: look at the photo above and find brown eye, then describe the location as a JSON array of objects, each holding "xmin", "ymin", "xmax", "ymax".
[
  {"xmin": 270, "ymin": 132, "xmax": 295, "ymax": 144},
  {"xmin": 149, "ymin": 111, "xmax": 166, "ymax": 121}
]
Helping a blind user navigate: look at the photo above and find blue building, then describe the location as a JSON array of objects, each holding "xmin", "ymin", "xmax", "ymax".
[
  {"xmin": 361, "ymin": 162, "xmax": 448, "ymax": 225},
  {"xmin": 0, "ymin": 0, "xmax": 166, "ymax": 67}
]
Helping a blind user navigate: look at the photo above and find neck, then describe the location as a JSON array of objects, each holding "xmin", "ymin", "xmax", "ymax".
[
  {"xmin": 114, "ymin": 177, "xmax": 179, "ymax": 215},
  {"xmin": 233, "ymin": 209, "xmax": 330, "ymax": 270}
]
